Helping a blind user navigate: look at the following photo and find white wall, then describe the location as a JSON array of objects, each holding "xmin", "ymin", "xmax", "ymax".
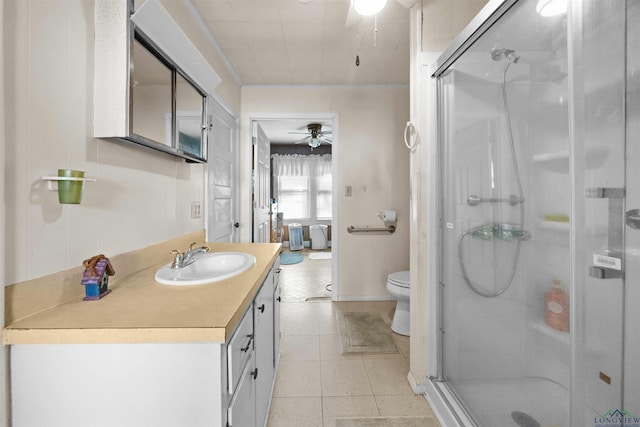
[
  {"xmin": 408, "ymin": 0, "xmax": 488, "ymax": 394},
  {"xmin": 241, "ymin": 86, "xmax": 410, "ymax": 299},
  {"xmin": 3, "ymin": 0, "xmax": 240, "ymax": 285},
  {"xmin": 0, "ymin": 2, "xmax": 8, "ymax": 425}
]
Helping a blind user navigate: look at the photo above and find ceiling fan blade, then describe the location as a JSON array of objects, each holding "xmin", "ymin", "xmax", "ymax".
[
  {"xmin": 288, "ymin": 131, "xmax": 311, "ymax": 135},
  {"xmin": 318, "ymin": 130, "xmax": 332, "ymax": 136},
  {"xmin": 294, "ymin": 136, "xmax": 312, "ymax": 144},
  {"xmin": 321, "ymin": 137, "xmax": 333, "ymax": 144}
]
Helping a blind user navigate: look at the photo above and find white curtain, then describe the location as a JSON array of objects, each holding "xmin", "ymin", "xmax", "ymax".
[{"xmin": 271, "ymin": 154, "xmax": 332, "ymax": 177}]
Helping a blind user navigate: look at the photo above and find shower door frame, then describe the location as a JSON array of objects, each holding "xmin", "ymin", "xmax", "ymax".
[
  {"xmin": 426, "ymin": 0, "xmax": 634, "ymax": 426},
  {"xmin": 428, "ymin": 1, "xmax": 525, "ymax": 425}
]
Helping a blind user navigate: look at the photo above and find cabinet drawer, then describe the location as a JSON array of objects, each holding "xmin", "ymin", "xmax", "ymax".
[{"xmin": 227, "ymin": 307, "xmax": 254, "ymax": 395}]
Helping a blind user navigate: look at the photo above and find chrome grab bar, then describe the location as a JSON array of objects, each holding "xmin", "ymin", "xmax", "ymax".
[
  {"xmin": 467, "ymin": 194, "xmax": 524, "ymax": 206},
  {"xmin": 347, "ymin": 225, "xmax": 396, "ymax": 234}
]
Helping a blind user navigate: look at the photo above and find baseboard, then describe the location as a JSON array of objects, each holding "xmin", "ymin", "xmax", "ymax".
[
  {"xmin": 407, "ymin": 372, "xmax": 428, "ymax": 395},
  {"xmin": 336, "ymin": 296, "xmax": 395, "ymax": 302}
]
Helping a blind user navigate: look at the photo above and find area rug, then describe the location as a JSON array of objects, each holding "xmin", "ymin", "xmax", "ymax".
[
  {"xmin": 308, "ymin": 252, "xmax": 332, "ymax": 260},
  {"xmin": 337, "ymin": 312, "xmax": 398, "ymax": 354},
  {"xmin": 279, "ymin": 252, "xmax": 304, "ymax": 265},
  {"xmin": 335, "ymin": 417, "xmax": 434, "ymax": 427}
]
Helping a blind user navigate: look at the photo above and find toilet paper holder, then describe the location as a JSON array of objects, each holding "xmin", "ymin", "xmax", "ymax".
[{"xmin": 378, "ymin": 210, "xmax": 397, "ymax": 225}]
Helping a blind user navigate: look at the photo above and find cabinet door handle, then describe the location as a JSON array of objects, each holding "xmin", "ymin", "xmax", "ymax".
[
  {"xmin": 251, "ymin": 368, "xmax": 259, "ymax": 380},
  {"xmin": 277, "ymin": 296, "xmax": 281, "ymax": 302},
  {"xmin": 258, "ymin": 304, "xmax": 265, "ymax": 313},
  {"xmin": 240, "ymin": 334, "xmax": 253, "ymax": 352},
  {"xmin": 275, "ymin": 268, "xmax": 282, "ymax": 274}
]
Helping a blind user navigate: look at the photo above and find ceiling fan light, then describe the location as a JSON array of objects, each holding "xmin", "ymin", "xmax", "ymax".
[
  {"xmin": 309, "ymin": 137, "xmax": 321, "ymax": 148},
  {"xmin": 353, "ymin": 0, "xmax": 387, "ymax": 16},
  {"xmin": 536, "ymin": 0, "xmax": 567, "ymax": 17}
]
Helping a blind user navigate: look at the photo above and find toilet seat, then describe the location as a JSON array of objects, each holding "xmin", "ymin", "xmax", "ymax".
[{"xmin": 388, "ymin": 271, "xmax": 410, "ymax": 288}]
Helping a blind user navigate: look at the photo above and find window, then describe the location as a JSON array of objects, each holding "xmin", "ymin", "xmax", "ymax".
[
  {"xmin": 278, "ymin": 176, "xmax": 309, "ymax": 219},
  {"xmin": 316, "ymin": 174, "xmax": 332, "ymax": 219},
  {"xmin": 277, "ymin": 174, "xmax": 332, "ymax": 221},
  {"xmin": 273, "ymin": 154, "xmax": 332, "ymax": 222}
]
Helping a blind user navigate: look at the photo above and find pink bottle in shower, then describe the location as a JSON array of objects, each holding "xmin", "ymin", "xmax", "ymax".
[{"xmin": 544, "ymin": 279, "xmax": 569, "ymax": 332}]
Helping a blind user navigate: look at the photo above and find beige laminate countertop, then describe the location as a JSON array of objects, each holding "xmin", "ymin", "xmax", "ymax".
[{"xmin": 4, "ymin": 243, "xmax": 282, "ymax": 345}]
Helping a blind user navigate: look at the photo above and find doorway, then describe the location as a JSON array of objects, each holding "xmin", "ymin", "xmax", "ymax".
[{"xmin": 250, "ymin": 114, "xmax": 339, "ymax": 302}]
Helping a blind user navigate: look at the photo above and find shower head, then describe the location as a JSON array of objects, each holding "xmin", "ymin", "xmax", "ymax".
[{"xmin": 491, "ymin": 48, "xmax": 520, "ymax": 63}]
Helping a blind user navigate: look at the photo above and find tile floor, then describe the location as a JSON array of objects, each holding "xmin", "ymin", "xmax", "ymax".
[
  {"xmin": 267, "ymin": 250, "xmax": 440, "ymax": 427},
  {"xmin": 278, "ymin": 249, "xmax": 332, "ymax": 302}
]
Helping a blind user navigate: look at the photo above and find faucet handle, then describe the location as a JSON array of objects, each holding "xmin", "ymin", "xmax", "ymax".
[
  {"xmin": 187, "ymin": 242, "xmax": 197, "ymax": 251},
  {"xmin": 170, "ymin": 249, "xmax": 184, "ymax": 269}
]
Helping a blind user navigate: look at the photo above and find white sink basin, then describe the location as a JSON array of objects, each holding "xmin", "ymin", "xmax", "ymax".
[{"xmin": 155, "ymin": 252, "xmax": 256, "ymax": 286}]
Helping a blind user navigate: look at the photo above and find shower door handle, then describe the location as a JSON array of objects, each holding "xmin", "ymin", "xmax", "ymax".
[
  {"xmin": 625, "ymin": 209, "xmax": 640, "ymax": 229},
  {"xmin": 586, "ymin": 187, "xmax": 625, "ymax": 279},
  {"xmin": 589, "ymin": 266, "xmax": 623, "ymax": 280}
]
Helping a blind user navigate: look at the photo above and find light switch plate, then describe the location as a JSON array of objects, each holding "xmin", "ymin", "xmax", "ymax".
[{"xmin": 345, "ymin": 185, "xmax": 352, "ymax": 197}]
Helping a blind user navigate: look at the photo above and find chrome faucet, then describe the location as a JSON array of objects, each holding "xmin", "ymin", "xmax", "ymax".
[{"xmin": 170, "ymin": 242, "xmax": 210, "ymax": 269}]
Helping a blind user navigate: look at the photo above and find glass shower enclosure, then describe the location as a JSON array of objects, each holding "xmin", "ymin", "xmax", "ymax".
[{"xmin": 428, "ymin": 0, "xmax": 640, "ymax": 426}]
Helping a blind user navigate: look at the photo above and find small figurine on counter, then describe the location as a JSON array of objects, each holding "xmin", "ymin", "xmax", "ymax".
[{"xmin": 81, "ymin": 254, "xmax": 115, "ymax": 301}]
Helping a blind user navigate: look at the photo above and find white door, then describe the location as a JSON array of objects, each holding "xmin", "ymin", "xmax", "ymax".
[
  {"xmin": 206, "ymin": 98, "xmax": 238, "ymax": 242},
  {"xmin": 252, "ymin": 122, "xmax": 271, "ymax": 243}
]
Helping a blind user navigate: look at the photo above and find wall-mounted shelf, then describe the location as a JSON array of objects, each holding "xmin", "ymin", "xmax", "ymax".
[
  {"xmin": 42, "ymin": 176, "xmax": 96, "ymax": 191},
  {"xmin": 531, "ymin": 319, "xmax": 570, "ymax": 348},
  {"xmin": 532, "ymin": 145, "xmax": 610, "ymax": 172}
]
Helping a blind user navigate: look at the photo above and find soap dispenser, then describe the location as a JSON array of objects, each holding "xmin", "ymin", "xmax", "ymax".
[{"xmin": 544, "ymin": 279, "xmax": 569, "ymax": 332}]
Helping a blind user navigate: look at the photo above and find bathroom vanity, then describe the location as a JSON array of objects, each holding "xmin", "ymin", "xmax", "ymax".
[{"xmin": 4, "ymin": 239, "xmax": 281, "ymax": 427}]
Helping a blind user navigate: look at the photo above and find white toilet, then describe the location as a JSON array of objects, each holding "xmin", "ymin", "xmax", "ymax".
[{"xmin": 386, "ymin": 270, "xmax": 410, "ymax": 336}]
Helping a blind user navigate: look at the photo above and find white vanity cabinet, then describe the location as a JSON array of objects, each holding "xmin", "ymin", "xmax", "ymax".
[
  {"xmin": 228, "ymin": 263, "xmax": 279, "ymax": 427},
  {"xmin": 273, "ymin": 258, "xmax": 281, "ymax": 365},
  {"xmin": 9, "ymin": 262, "xmax": 281, "ymax": 427},
  {"xmin": 254, "ymin": 266, "xmax": 275, "ymax": 426}
]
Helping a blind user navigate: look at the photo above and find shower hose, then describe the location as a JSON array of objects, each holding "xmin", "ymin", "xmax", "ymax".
[{"xmin": 458, "ymin": 54, "xmax": 526, "ymax": 298}]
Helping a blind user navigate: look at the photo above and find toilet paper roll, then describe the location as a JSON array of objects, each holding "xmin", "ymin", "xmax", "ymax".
[{"xmin": 379, "ymin": 210, "xmax": 397, "ymax": 223}]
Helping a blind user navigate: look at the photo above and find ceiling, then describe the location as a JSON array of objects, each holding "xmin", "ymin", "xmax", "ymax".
[
  {"xmin": 257, "ymin": 118, "xmax": 333, "ymax": 145},
  {"xmin": 190, "ymin": 0, "xmax": 415, "ymax": 85}
]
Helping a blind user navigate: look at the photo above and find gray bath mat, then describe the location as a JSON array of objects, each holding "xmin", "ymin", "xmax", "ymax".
[
  {"xmin": 335, "ymin": 416, "xmax": 435, "ymax": 427},
  {"xmin": 337, "ymin": 312, "xmax": 398, "ymax": 353}
]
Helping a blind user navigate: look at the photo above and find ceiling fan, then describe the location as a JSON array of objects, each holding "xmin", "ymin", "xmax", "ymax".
[{"xmin": 288, "ymin": 123, "xmax": 332, "ymax": 149}]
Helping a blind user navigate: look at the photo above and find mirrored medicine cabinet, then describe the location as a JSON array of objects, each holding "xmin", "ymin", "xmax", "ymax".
[
  {"xmin": 94, "ymin": 0, "xmax": 217, "ymax": 163},
  {"xmin": 131, "ymin": 32, "xmax": 207, "ymax": 161}
]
